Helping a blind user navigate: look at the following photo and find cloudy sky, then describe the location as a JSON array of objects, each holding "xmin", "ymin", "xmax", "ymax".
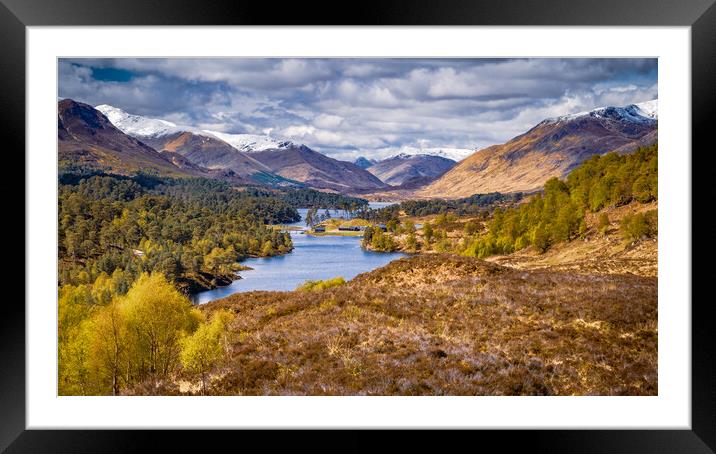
[{"xmin": 59, "ymin": 58, "xmax": 657, "ymax": 161}]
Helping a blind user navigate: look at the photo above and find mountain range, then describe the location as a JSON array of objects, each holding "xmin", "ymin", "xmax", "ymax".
[
  {"xmin": 72, "ymin": 102, "xmax": 463, "ymax": 192},
  {"xmin": 418, "ymin": 100, "xmax": 658, "ymax": 198},
  {"xmin": 90, "ymin": 103, "xmax": 386, "ymax": 191},
  {"xmin": 59, "ymin": 98, "xmax": 657, "ymax": 197}
]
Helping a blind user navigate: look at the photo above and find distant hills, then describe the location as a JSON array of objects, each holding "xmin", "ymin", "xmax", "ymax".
[
  {"xmin": 351, "ymin": 154, "xmax": 457, "ymax": 189},
  {"xmin": 65, "ymin": 102, "xmax": 385, "ymax": 191},
  {"xmin": 59, "ymin": 99, "xmax": 658, "ymax": 197},
  {"xmin": 243, "ymin": 146, "xmax": 387, "ymax": 192},
  {"xmin": 132, "ymin": 131, "xmax": 295, "ymax": 186},
  {"xmin": 418, "ymin": 100, "xmax": 658, "ymax": 198},
  {"xmin": 365, "ymin": 153, "xmax": 456, "ymax": 187}
]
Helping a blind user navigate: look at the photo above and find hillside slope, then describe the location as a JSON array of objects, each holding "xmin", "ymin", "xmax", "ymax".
[
  {"xmin": 95, "ymin": 105, "xmax": 295, "ymax": 185},
  {"xmin": 140, "ymin": 132, "xmax": 295, "ymax": 185},
  {"xmin": 487, "ymin": 200, "xmax": 658, "ymax": 277},
  {"xmin": 419, "ymin": 100, "xmax": 657, "ymax": 198},
  {"xmin": 249, "ymin": 145, "xmax": 388, "ymax": 192},
  {"xmin": 186, "ymin": 253, "xmax": 656, "ymax": 396},
  {"xmin": 367, "ymin": 153, "xmax": 456, "ymax": 186},
  {"xmin": 58, "ymin": 99, "xmax": 192, "ymax": 177}
]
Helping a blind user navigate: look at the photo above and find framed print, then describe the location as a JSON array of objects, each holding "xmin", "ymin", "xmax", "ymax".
[{"xmin": 5, "ymin": 0, "xmax": 713, "ymax": 451}]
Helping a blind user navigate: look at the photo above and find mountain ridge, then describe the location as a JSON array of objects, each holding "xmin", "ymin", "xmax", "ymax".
[
  {"xmin": 366, "ymin": 153, "xmax": 456, "ymax": 187},
  {"xmin": 247, "ymin": 145, "xmax": 388, "ymax": 192},
  {"xmin": 93, "ymin": 103, "xmax": 386, "ymax": 192},
  {"xmin": 417, "ymin": 100, "xmax": 658, "ymax": 198},
  {"xmin": 58, "ymin": 99, "xmax": 195, "ymax": 178}
]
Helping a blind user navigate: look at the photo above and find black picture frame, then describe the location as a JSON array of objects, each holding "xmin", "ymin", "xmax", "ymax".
[{"xmin": 3, "ymin": 0, "xmax": 711, "ymax": 451}]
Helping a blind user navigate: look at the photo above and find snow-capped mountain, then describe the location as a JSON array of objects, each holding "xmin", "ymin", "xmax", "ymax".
[
  {"xmin": 95, "ymin": 104, "xmax": 203, "ymax": 138},
  {"xmin": 96, "ymin": 104, "xmax": 301, "ymax": 154},
  {"xmin": 544, "ymin": 99, "xmax": 658, "ymax": 125},
  {"xmin": 420, "ymin": 99, "xmax": 658, "ymax": 198},
  {"xmin": 92, "ymin": 103, "xmax": 385, "ymax": 192},
  {"xmin": 384, "ymin": 147, "xmax": 473, "ymax": 162},
  {"xmin": 95, "ymin": 104, "xmax": 287, "ymax": 182},
  {"xmin": 95, "ymin": 104, "xmax": 475, "ymax": 165},
  {"xmin": 60, "ymin": 100, "xmax": 200, "ymax": 178},
  {"xmin": 629, "ymin": 99, "xmax": 658, "ymax": 119},
  {"xmin": 203, "ymin": 130, "xmax": 295, "ymax": 153}
]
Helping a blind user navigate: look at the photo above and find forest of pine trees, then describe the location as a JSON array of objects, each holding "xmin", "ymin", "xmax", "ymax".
[
  {"xmin": 364, "ymin": 192, "xmax": 522, "ymax": 222},
  {"xmin": 462, "ymin": 145, "xmax": 657, "ymax": 258},
  {"xmin": 59, "ymin": 175, "xmax": 297, "ymax": 290}
]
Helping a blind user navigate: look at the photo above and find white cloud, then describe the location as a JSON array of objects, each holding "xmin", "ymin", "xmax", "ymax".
[
  {"xmin": 280, "ymin": 124, "xmax": 317, "ymax": 139},
  {"xmin": 313, "ymin": 114, "xmax": 344, "ymax": 129}
]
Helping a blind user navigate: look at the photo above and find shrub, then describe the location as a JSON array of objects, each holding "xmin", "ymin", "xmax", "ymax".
[
  {"xmin": 370, "ymin": 230, "xmax": 399, "ymax": 252},
  {"xmin": 598, "ymin": 213, "xmax": 610, "ymax": 235},
  {"xmin": 464, "ymin": 221, "xmax": 480, "ymax": 235},
  {"xmin": 405, "ymin": 233, "xmax": 418, "ymax": 252},
  {"xmin": 434, "ymin": 238, "xmax": 452, "ymax": 253},
  {"xmin": 402, "ymin": 220, "xmax": 416, "ymax": 234},
  {"xmin": 620, "ymin": 210, "xmax": 657, "ymax": 242},
  {"xmin": 180, "ymin": 309, "xmax": 234, "ymax": 394},
  {"xmin": 422, "ymin": 222, "xmax": 434, "ymax": 244},
  {"xmin": 386, "ymin": 219, "xmax": 399, "ymax": 232},
  {"xmin": 298, "ymin": 277, "xmax": 346, "ymax": 292}
]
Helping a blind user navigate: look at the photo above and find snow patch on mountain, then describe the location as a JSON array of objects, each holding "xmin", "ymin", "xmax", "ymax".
[
  {"xmin": 384, "ymin": 147, "xmax": 469, "ymax": 162},
  {"xmin": 629, "ymin": 99, "xmax": 658, "ymax": 119},
  {"xmin": 202, "ymin": 130, "xmax": 295, "ymax": 153},
  {"xmin": 95, "ymin": 104, "xmax": 203, "ymax": 138},
  {"xmin": 544, "ymin": 99, "xmax": 658, "ymax": 125},
  {"xmin": 96, "ymin": 104, "xmax": 302, "ymax": 153}
]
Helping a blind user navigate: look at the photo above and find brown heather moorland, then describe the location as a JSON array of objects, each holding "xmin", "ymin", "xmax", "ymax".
[{"xmin": 152, "ymin": 253, "xmax": 658, "ymax": 396}]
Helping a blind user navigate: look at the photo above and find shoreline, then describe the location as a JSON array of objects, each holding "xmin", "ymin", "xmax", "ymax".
[{"xmin": 189, "ymin": 225, "xmax": 406, "ymax": 304}]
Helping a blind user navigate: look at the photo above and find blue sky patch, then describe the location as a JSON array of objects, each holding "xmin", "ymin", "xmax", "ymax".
[{"xmin": 90, "ymin": 66, "xmax": 135, "ymax": 82}]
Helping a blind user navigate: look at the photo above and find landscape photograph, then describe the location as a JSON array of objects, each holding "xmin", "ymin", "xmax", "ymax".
[{"xmin": 57, "ymin": 57, "xmax": 658, "ymax": 396}]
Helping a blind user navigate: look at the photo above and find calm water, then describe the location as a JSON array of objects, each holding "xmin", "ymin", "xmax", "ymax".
[{"xmin": 191, "ymin": 201, "xmax": 402, "ymax": 304}]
